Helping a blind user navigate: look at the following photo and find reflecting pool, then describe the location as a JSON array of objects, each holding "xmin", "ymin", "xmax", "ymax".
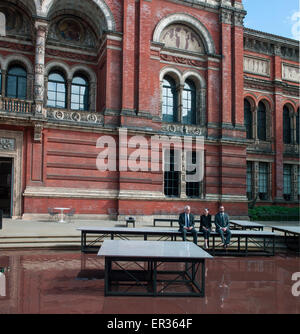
[{"xmin": 0, "ymin": 250, "xmax": 299, "ymax": 314}]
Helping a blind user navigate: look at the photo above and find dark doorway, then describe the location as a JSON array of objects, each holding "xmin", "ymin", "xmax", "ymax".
[{"xmin": 0, "ymin": 158, "xmax": 13, "ymax": 217}]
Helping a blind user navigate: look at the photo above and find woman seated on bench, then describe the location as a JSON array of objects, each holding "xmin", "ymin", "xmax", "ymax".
[{"xmin": 200, "ymin": 208, "xmax": 212, "ymax": 249}]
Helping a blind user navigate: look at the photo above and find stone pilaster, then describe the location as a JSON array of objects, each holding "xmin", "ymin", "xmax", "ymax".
[{"xmin": 34, "ymin": 20, "xmax": 48, "ymax": 117}]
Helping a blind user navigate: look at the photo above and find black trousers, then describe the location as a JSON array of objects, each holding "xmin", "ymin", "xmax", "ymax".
[
  {"xmin": 201, "ymin": 228, "xmax": 211, "ymax": 240},
  {"xmin": 181, "ymin": 228, "xmax": 198, "ymax": 245}
]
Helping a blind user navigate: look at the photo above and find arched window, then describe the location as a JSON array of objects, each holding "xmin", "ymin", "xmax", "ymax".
[
  {"xmin": 182, "ymin": 80, "xmax": 196, "ymax": 125},
  {"xmin": 244, "ymin": 99, "xmax": 253, "ymax": 139},
  {"xmin": 257, "ymin": 102, "xmax": 267, "ymax": 141},
  {"xmin": 71, "ymin": 75, "xmax": 89, "ymax": 111},
  {"xmin": 47, "ymin": 72, "xmax": 66, "ymax": 108},
  {"xmin": 162, "ymin": 76, "xmax": 178, "ymax": 123},
  {"xmin": 283, "ymin": 106, "xmax": 292, "ymax": 144},
  {"xmin": 6, "ymin": 66, "xmax": 27, "ymax": 99},
  {"xmin": 296, "ymin": 109, "xmax": 299, "ymax": 145}
]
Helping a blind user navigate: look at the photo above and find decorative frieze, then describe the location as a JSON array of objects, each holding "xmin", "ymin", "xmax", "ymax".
[
  {"xmin": 244, "ymin": 56, "xmax": 270, "ymax": 77},
  {"xmin": 161, "ymin": 123, "xmax": 205, "ymax": 136},
  {"xmin": 282, "ymin": 63, "xmax": 300, "ymax": 83},
  {"xmin": 47, "ymin": 109, "xmax": 104, "ymax": 126},
  {"xmin": 160, "ymin": 53, "xmax": 204, "ymax": 67}
]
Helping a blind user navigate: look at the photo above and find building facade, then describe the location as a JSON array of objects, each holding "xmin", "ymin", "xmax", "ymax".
[{"xmin": 0, "ymin": 0, "xmax": 299, "ymax": 220}]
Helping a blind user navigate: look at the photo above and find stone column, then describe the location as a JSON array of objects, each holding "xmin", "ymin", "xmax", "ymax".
[
  {"xmin": 34, "ymin": 20, "xmax": 48, "ymax": 117},
  {"xmin": 219, "ymin": 8, "xmax": 233, "ymax": 126}
]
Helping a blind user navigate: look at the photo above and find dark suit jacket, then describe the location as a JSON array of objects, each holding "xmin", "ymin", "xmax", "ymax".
[
  {"xmin": 214, "ymin": 212, "xmax": 230, "ymax": 230},
  {"xmin": 178, "ymin": 212, "xmax": 195, "ymax": 231},
  {"xmin": 200, "ymin": 214, "xmax": 212, "ymax": 231}
]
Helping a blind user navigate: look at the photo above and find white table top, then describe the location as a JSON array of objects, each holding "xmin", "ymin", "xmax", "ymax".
[
  {"xmin": 54, "ymin": 207, "xmax": 70, "ymax": 210},
  {"xmin": 230, "ymin": 220, "xmax": 264, "ymax": 227},
  {"xmin": 98, "ymin": 240, "xmax": 213, "ymax": 260},
  {"xmin": 271, "ymin": 225, "xmax": 300, "ymax": 235}
]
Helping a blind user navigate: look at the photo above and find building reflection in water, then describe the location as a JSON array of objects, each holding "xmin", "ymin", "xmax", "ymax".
[{"xmin": 0, "ymin": 250, "xmax": 299, "ymax": 314}]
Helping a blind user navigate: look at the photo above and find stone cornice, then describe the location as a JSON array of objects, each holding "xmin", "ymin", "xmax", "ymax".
[{"xmin": 244, "ymin": 28, "xmax": 299, "ymax": 48}]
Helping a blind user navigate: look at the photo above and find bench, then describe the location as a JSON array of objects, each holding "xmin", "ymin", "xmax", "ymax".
[
  {"xmin": 153, "ymin": 218, "xmax": 201, "ymax": 227},
  {"xmin": 271, "ymin": 225, "xmax": 300, "ymax": 252},
  {"xmin": 77, "ymin": 226, "xmax": 276, "ymax": 256},
  {"xmin": 230, "ymin": 220, "xmax": 264, "ymax": 231}
]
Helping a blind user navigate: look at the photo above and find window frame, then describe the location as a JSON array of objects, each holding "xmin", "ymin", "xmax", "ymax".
[
  {"xmin": 162, "ymin": 76, "xmax": 178, "ymax": 123},
  {"xmin": 257, "ymin": 102, "xmax": 267, "ymax": 141},
  {"xmin": 163, "ymin": 148, "xmax": 180, "ymax": 197},
  {"xmin": 258, "ymin": 162, "xmax": 268, "ymax": 200},
  {"xmin": 47, "ymin": 71, "xmax": 67, "ymax": 109},
  {"xmin": 6, "ymin": 65, "xmax": 27, "ymax": 100},
  {"xmin": 182, "ymin": 80, "xmax": 196, "ymax": 125},
  {"xmin": 185, "ymin": 150, "xmax": 201, "ymax": 198},
  {"xmin": 244, "ymin": 99, "xmax": 253, "ymax": 139},
  {"xmin": 283, "ymin": 106, "xmax": 292, "ymax": 144},
  {"xmin": 283, "ymin": 164, "xmax": 292, "ymax": 201},
  {"xmin": 71, "ymin": 75, "xmax": 89, "ymax": 111}
]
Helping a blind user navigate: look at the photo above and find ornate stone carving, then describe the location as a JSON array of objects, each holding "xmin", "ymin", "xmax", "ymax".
[
  {"xmin": 0, "ymin": 138, "xmax": 15, "ymax": 151},
  {"xmin": 47, "ymin": 109, "xmax": 104, "ymax": 126},
  {"xmin": 282, "ymin": 63, "xmax": 300, "ymax": 83},
  {"xmin": 244, "ymin": 56, "xmax": 270, "ymax": 77},
  {"xmin": 34, "ymin": 123, "xmax": 43, "ymax": 142},
  {"xmin": 161, "ymin": 124, "xmax": 205, "ymax": 136},
  {"xmin": 160, "ymin": 53, "xmax": 203, "ymax": 67},
  {"xmin": 220, "ymin": 9, "xmax": 232, "ymax": 25},
  {"xmin": 159, "ymin": 24, "xmax": 204, "ymax": 53},
  {"xmin": 233, "ymin": 12, "xmax": 245, "ymax": 27}
]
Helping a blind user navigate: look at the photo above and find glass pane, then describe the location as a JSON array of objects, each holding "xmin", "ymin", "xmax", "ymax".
[
  {"xmin": 283, "ymin": 107, "xmax": 291, "ymax": 144},
  {"xmin": 47, "ymin": 100, "xmax": 56, "ymax": 107},
  {"xmin": 72, "ymin": 76, "xmax": 86, "ymax": 85},
  {"xmin": 80, "ymin": 86, "xmax": 87, "ymax": 95},
  {"xmin": 8, "ymin": 66, "xmax": 26, "ymax": 76},
  {"xmin": 18, "ymin": 77, "xmax": 27, "ymax": 99},
  {"xmin": 48, "ymin": 82, "xmax": 56, "ymax": 91},
  {"xmin": 72, "ymin": 85, "xmax": 80, "ymax": 94},
  {"xmin": 6, "ymin": 76, "xmax": 17, "ymax": 98},
  {"xmin": 72, "ymin": 94, "xmax": 79, "ymax": 103},
  {"xmin": 257, "ymin": 103, "xmax": 266, "ymax": 141},
  {"xmin": 71, "ymin": 103, "xmax": 79, "ymax": 110},
  {"xmin": 49, "ymin": 73, "xmax": 65, "ymax": 82},
  {"xmin": 48, "ymin": 90, "xmax": 56, "ymax": 99},
  {"xmin": 57, "ymin": 83, "xmax": 66, "ymax": 92},
  {"xmin": 56, "ymin": 101, "xmax": 65, "ymax": 108},
  {"xmin": 57, "ymin": 92, "xmax": 66, "ymax": 102}
]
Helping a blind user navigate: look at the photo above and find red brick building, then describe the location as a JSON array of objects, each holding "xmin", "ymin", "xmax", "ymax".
[{"xmin": 0, "ymin": 0, "xmax": 299, "ymax": 220}]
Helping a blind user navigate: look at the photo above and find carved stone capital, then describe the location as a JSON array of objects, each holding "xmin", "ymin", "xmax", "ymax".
[
  {"xmin": 233, "ymin": 12, "xmax": 246, "ymax": 27},
  {"xmin": 220, "ymin": 9, "xmax": 233, "ymax": 25},
  {"xmin": 33, "ymin": 123, "xmax": 43, "ymax": 142}
]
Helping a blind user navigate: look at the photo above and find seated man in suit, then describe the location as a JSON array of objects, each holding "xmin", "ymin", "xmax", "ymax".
[
  {"xmin": 178, "ymin": 205, "xmax": 198, "ymax": 245},
  {"xmin": 214, "ymin": 205, "xmax": 231, "ymax": 248}
]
